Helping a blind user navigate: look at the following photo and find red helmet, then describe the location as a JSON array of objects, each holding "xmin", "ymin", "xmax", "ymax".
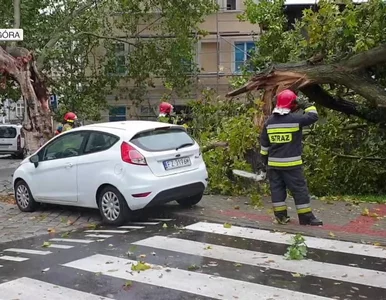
[
  {"xmin": 276, "ymin": 90, "xmax": 298, "ymax": 111},
  {"xmin": 159, "ymin": 102, "xmax": 173, "ymax": 114},
  {"xmin": 64, "ymin": 112, "xmax": 77, "ymax": 123}
]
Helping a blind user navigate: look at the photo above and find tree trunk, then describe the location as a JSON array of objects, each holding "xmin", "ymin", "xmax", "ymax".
[{"xmin": 0, "ymin": 47, "xmax": 53, "ymax": 155}]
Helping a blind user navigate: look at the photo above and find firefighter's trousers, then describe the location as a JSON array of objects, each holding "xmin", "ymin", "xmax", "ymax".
[{"xmin": 267, "ymin": 167, "xmax": 312, "ymax": 219}]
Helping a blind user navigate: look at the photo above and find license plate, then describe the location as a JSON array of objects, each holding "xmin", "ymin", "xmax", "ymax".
[{"xmin": 163, "ymin": 157, "xmax": 191, "ymax": 170}]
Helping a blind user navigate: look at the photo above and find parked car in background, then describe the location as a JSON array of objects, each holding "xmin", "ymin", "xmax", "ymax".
[
  {"xmin": 0, "ymin": 124, "xmax": 25, "ymax": 158},
  {"xmin": 12, "ymin": 121, "xmax": 208, "ymax": 225}
]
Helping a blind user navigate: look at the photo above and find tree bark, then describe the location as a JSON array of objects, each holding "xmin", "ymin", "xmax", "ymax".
[
  {"xmin": 0, "ymin": 0, "xmax": 53, "ymax": 155},
  {"xmin": 226, "ymin": 43, "xmax": 386, "ymax": 124},
  {"xmin": 0, "ymin": 47, "xmax": 52, "ymax": 154}
]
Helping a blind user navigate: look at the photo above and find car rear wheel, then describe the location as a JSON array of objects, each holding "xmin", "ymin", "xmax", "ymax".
[
  {"xmin": 177, "ymin": 192, "xmax": 203, "ymax": 208},
  {"xmin": 15, "ymin": 180, "xmax": 39, "ymax": 212},
  {"xmin": 98, "ymin": 186, "xmax": 130, "ymax": 225}
]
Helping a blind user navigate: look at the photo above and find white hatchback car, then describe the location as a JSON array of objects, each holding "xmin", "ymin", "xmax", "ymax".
[{"xmin": 13, "ymin": 121, "xmax": 208, "ymax": 225}]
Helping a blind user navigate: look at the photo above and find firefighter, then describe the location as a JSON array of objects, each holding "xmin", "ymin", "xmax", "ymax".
[
  {"xmin": 260, "ymin": 89, "xmax": 323, "ymax": 226},
  {"xmin": 54, "ymin": 125, "xmax": 63, "ymax": 135},
  {"xmin": 158, "ymin": 102, "xmax": 174, "ymax": 124},
  {"xmin": 62, "ymin": 112, "xmax": 78, "ymax": 132}
]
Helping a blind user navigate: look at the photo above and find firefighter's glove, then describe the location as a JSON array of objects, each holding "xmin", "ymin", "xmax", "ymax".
[{"xmin": 296, "ymin": 97, "xmax": 312, "ymax": 110}]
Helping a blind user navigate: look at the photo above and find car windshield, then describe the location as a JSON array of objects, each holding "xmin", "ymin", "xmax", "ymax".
[
  {"xmin": 130, "ymin": 127, "xmax": 195, "ymax": 152},
  {"xmin": 0, "ymin": 127, "xmax": 17, "ymax": 138}
]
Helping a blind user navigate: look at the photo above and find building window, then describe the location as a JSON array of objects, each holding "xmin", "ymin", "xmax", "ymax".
[
  {"xmin": 109, "ymin": 106, "xmax": 126, "ymax": 122},
  {"xmin": 234, "ymin": 41, "xmax": 256, "ymax": 73},
  {"xmin": 139, "ymin": 105, "xmax": 157, "ymax": 120},
  {"xmin": 226, "ymin": 0, "xmax": 236, "ymax": 10},
  {"xmin": 114, "ymin": 42, "xmax": 127, "ymax": 75},
  {"xmin": 181, "ymin": 57, "xmax": 196, "ymax": 74},
  {"xmin": 15, "ymin": 102, "xmax": 24, "ymax": 118}
]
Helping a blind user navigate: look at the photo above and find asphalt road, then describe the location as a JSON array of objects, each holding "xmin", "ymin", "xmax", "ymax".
[{"xmin": 0, "ymin": 216, "xmax": 385, "ymax": 300}]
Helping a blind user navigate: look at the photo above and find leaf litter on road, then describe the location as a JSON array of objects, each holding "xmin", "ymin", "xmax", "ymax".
[
  {"xmin": 131, "ymin": 261, "xmax": 151, "ymax": 272},
  {"xmin": 42, "ymin": 241, "xmax": 51, "ymax": 248},
  {"xmin": 188, "ymin": 264, "xmax": 200, "ymax": 271}
]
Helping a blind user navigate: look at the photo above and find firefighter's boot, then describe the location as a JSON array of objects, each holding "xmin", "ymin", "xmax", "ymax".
[
  {"xmin": 274, "ymin": 211, "xmax": 290, "ymax": 225},
  {"xmin": 298, "ymin": 212, "xmax": 323, "ymax": 226}
]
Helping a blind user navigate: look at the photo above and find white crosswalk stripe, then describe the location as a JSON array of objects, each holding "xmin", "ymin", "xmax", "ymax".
[
  {"xmin": 133, "ymin": 235, "xmax": 386, "ymax": 289},
  {"xmin": 1, "ymin": 221, "xmax": 385, "ymax": 300},
  {"xmin": 48, "ymin": 244, "xmax": 74, "ymax": 249},
  {"xmin": 49, "ymin": 238, "xmax": 94, "ymax": 244},
  {"xmin": 63, "ymin": 254, "xmax": 331, "ymax": 300},
  {"xmin": 0, "ymin": 255, "xmax": 29, "ymax": 262},
  {"xmin": 84, "ymin": 230, "xmax": 129, "ymax": 234},
  {"xmin": 0, "ymin": 277, "xmax": 113, "ymax": 300},
  {"xmin": 85, "ymin": 234, "xmax": 114, "ymax": 238},
  {"xmin": 3, "ymin": 248, "xmax": 52, "ymax": 255},
  {"xmin": 118, "ymin": 225, "xmax": 144, "ymax": 229},
  {"xmin": 185, "ymin": 222, "xmax": 386, "ymax": 258},
  {"xmin": 126, "ymin": 222, "xmax": 160, "ymax": 226}
]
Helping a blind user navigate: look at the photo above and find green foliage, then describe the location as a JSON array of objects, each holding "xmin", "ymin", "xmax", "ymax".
[
  {"xmin": 303, "ymin": 112, "xmax": 386, "ymax": 196},
  {"xmin": 284, "ymin": 233, "xmax": 307, "ymax": 260},
  {"xmin": 0, "ymin": 0, "xmax": 217, "ymax": 121},
  {"xmin": 229, "ymin": 0, "xmax": 386, "ymax": 197},
  {"xmin": 131, "ymin": 261, "xmax": 151, "ymax": 272},
  {"xmin": 188, "ymin": 91, "xmax": 267, "ymax": 201}
]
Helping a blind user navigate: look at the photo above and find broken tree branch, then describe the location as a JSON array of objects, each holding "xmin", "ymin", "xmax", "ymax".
[
  {"xmin": 344, "ymin": 44, "xmax": 386, "ymax": 71},
  {"xmin": 202, "ymin": 141, "xmax": 228, "ymax": 153},
  {"xmin": 226, "ymin": 43, "xmax": 386, "ymax": 122}
]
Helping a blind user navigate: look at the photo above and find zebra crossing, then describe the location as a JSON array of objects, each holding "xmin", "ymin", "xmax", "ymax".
[
  {"xmin": 0, "ymin": 219, "xmax": 171, "ymax": 267},
  {"xmin": 0, "ymin": 220, "xmax": 385, "ymax": 299}
]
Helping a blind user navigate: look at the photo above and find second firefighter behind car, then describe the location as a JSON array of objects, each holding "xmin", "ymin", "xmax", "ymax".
[{"xmin": 260, "ymin": 89, "xmax": 323, "ymax": 226}]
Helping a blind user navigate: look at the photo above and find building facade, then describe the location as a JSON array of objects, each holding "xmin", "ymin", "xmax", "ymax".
[
  {"xmin": 102, "ymin": 0, "xmax": 260, "ymax": 122},
  {"xmin": 0, "ymin": 99, "xmax": 24, "ymax": 124}
]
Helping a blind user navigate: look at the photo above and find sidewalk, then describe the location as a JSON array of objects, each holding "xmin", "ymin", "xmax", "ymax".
[
  {"xmin": 173, "ymin": 195, "xmax": 386, "ymax": 245},
  {"xmin": 1, "ymin": 194, "xmax": 386, "ymax": 246},
  {"xmin": 0, "ymin": 200, "xmax": 101, "ymax": 244}
]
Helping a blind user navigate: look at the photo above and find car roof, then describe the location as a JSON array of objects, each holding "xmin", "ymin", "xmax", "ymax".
[{"xmin": 71, "ymin": 120, "xmax": 180, "ymax": 137}]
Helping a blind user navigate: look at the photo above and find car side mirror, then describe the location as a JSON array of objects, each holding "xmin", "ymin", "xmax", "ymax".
[{"xmin": 30, "ymin": 154, "xmax": 39, "ymax": 168}]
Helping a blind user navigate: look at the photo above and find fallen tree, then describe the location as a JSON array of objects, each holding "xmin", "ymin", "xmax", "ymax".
[
  {"xmin": 226, "ymin": 43, "xmax": 386, "ymax": 126},
  {"xmin": 193, "ymin": 0, "xmax": 386, "ymax": 196},
  {"xmin": 226, "ymin": 0, "xmax": 386, "ymax": 127}
]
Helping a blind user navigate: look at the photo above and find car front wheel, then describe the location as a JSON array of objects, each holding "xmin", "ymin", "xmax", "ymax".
[
  {"xmin": 14, "ymin": 180, "xmax": 39, "ymax": 212},
  {"xmin": 177, "ymin": 192, "xmax": 203, "ymax": 208},
  {"xmin": 98, "ymin": 186, "xmax": 130, "ymax": 225}
]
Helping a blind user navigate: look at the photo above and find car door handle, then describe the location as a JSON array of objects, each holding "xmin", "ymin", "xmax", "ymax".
[{"xmin": 65, "ymin": 163, "xmax": 73, "ymax": 168}]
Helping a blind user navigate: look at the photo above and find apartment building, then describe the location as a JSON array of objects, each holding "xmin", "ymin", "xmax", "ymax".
[{"xmin": 104, "ymin": 0, "xmax": 260, "ymax": 122}]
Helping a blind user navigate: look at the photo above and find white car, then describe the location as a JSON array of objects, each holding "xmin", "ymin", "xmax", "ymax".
[
  {"xmin": 12, "ymin": 121, "xmax": 208, "ymax": 225},
  {"xmin": 0, "ymin": 124, "xmax": 25, "ymax": 158}
]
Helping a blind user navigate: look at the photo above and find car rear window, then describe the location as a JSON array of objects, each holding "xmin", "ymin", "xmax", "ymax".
[
  {"xmin": 130, "ymin": 127, "xmax": 195, "ymax": 152},
  {"xmin": 0, "ymin": 127, "xmax": 17, "ymax": 138}
]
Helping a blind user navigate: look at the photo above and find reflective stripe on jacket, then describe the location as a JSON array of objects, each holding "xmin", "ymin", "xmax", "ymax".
[{"xmin": 259, "ymin": 106, "xmax": 318, "ymax": 168}]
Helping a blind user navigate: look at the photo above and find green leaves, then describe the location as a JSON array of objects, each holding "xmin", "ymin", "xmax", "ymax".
[
  {"xmin": 1, "ymin": 0, "xmax": 217, "ymax": 121},
  {"xmin": 188, "ymin": 92, "xmax": 265, "ymax": 196},
  {"xmin": 131, "ymin": 261, "xmax": 151, "ymax": 272},
  {"xmin": 285, "ymin": 234, "xmax": 308, "ymax": 260}
]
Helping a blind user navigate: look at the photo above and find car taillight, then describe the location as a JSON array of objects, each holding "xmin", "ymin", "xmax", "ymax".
[
  {"xmin": 17, "ymin": 135, "xmax": 21, "ymax": 150},
  {"xmin": 120, "ymin": 142, "xmax": 147, "ymax": 165}
]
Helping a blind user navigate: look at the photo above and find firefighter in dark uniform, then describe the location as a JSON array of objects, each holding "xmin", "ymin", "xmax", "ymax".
[{"xmin": 260, "ymin": 89, "xmax": 323, "ymax": 226}]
